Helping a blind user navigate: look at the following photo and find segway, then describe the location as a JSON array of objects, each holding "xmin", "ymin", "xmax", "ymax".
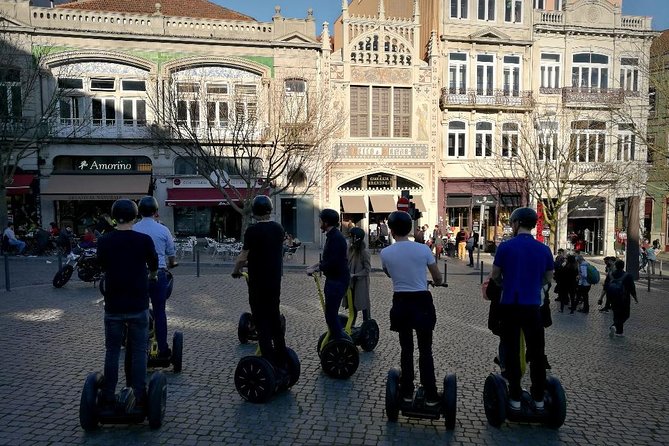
[
  {"xmin": 312, "ymin": 273, "xmax": 359, "ymax": 379},
  {"xmin": 124, "ymin": 271, "xmax": 183, "ymax": 374},
  {"xmin": 336, "ymin": 288, "xmax": 380, "ymax": 352},
  {"xmin": 79, "ymin": 370, "xmax": 167, "ymax": 431},
  {"xmin": 232, "ymin": 271, "xmax": 300, "ymax": 403},
  {"xmin": 237, "ymin": 272, "xmax": 287, "ymax": 344},
  {"xmin": 482, "ymin": 332, "xmax": 566, "ymax": 428}
]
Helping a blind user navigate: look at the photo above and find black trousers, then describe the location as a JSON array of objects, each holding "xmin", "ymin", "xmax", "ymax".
[
  {"xmin": 249, "ymin": 288, "xmax": 287, "ymax": 366},
  {"xmin": 499, "ymin": 304, "xmax": 546, "ymax": 402},
  {"xmin": 398, "ymin": 328, "xmax": 437, "ymax": 400},
  {"xmin": 574, "ymin": 285, "xmax": 591, "ymax": 312}
]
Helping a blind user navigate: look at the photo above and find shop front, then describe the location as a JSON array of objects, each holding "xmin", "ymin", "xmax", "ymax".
[
  {"xmin": 5, "ymin": 172, "xmax": 39, "ymax": 231},
  {"xmin": 567, "ymin": 196, "xmax": 606, "ymax": 255},
  {"xmin": 40, "ymin": 156, "xmax": 152, "ymax": 235}
]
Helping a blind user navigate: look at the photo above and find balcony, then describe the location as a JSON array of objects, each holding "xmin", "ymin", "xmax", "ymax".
[
  {"xmin": 439, "ymin": 88, "xmax": 534, "ymax": 111},
  {"xmin": 561, "ymin": 87, "xmax": 625, "ymax": 108},
  {"xmin": 56, "ymin": 119, "xmax": 151, "ymax": 139}
]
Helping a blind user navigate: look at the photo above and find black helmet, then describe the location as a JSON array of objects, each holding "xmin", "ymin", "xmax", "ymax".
[
  {"xmin": 111, "ymin": 199, "xmax": 138, "ymax": 224},
  {"xmin": 388, "ymin": 211, "xmax": 412, "ymax": 236},
  {"xmin": 350, "ymin": 227, "xmax": 365, "ymax": 244},
  {"xmin": 251, "ymin": 195, "xmax": 273, "ymax": 216},
  {"xmin": 138, "ymin": 196, "xmax": 159, "ymax": 217},
  {"xmin": 509, "ymin": 207, "xmax": 538, "ymax": 229},
  {"xmin": 319, "ymin": 208, "xmax": 340, "ymax": 227}
]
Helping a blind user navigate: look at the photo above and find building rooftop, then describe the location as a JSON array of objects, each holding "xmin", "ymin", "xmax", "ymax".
[{"xmin": 56, "ymin": 0, "xmax": 256, "ymax": 21}]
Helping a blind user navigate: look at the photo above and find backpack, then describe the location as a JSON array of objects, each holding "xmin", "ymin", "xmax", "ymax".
[
  {"xmin": 606, "ymin": 274, "xmax": 625, "ymax": 302},
  {"xmin": 586, "ymin": 263, "xmax": 600, "ymax": 285}
]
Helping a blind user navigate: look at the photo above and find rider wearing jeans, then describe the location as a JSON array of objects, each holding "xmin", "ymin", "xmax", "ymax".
[
  {"xmin": 307, "ymin": 209, "xmax": 350, "ymax": 340},
  {"xmin": 380, "ymin": 211, "xmax": 443, "ymax": 406},
  {"xmin": 96, "ymin": 199, "xmax": 158, "ymax": 410},
  {"xmin": 133, "ymin": 196, "xmax": 178, "ymax": 358}
]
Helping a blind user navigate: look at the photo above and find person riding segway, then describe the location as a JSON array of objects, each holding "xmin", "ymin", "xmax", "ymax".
[
  {"xmin": 80, "ymin": 199, "xmax": 167, "ymax": 431},
  {"xmin": 381, "ymin": 211, "xmax": 456, "ymax": 428},
  {"xmin": 232, "ymin": 195, "xmax": 300, "ymax": 403}
]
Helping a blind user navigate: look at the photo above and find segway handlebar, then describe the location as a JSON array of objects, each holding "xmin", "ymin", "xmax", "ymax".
[{"xmin": 428, "ymin": 280, "xmax": 448, "ymax": 288}]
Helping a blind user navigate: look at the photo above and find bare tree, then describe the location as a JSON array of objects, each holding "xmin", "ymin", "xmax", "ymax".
[
  {"xmin": 148, "ymin": 72, "xmax": 344, "ymax": 235},
  {"xmin": 466, "ymin": 109, "xmax": 645, "ymax": 252}
]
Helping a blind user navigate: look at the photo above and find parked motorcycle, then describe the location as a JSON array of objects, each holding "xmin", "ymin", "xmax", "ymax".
[{"xmin": 52, "ymin": 247, "xmax": 103, "ymax": 288}]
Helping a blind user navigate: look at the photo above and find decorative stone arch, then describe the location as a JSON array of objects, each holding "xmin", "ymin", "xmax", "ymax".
[
  {"xmin": 336, "ymin": 168, "xmax": 424, "ymax": 191},
  {"xmin": 42, "ymin": 50, "xmax": 155, "ymax": 73},
  {"xmin": 348, "ymin": 28, "xmax": 414, "ymax": 66},
  {"xmin": 161, "ymin": 56, "xmax": 270, "ymax": 79}
]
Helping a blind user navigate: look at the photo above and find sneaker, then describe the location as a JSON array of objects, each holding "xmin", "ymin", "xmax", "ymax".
[
  {"xmin": 402, "ymin": 394, "xmax": 413, "ymax": 403},
  {"xmin": 508, "ymin": 399, "xmax": 521, "ymax": 411},
  {"xmin": 609, "ymin": 326, "xmax": 615, "ymax": 338},
  {"xmin": 425, "ymin": 398, "xmax": 440, "ymax": 407},
  {"xmin": 534, "ymin": 400, "xmax": 545, "ymax": 411}
]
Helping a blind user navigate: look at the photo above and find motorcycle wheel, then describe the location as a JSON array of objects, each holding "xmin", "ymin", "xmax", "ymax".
[{"xmin": 53, "ymin": 265, "xmax": 74, "ymax": 288}]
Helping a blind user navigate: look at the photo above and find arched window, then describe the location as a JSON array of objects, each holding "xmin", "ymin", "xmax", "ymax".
[{"xmin": 475, "ymin": 122, "xmax": 493, "ymax": 157}]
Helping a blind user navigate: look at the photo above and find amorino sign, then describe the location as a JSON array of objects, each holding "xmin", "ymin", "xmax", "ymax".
[{"xmin": 52, "ymin": 155, "xmax": 152, "ymax": 173}]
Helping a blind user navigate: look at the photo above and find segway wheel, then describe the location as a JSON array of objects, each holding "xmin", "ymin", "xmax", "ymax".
[
  {"xmin": 385, "ymin": 368, "xmax": 401, "ymax": 422},
  {"xmin": 359, "ymin": 319, "xmax": 380, "ymax": 352},
  {"xmin": 79, "ymin": 372, "xmax": 103, "ymax": 431},
  {"xmin": 147, "ymin": 371, "xmax": 167, "ymax": 429},
  {"xmin": 172, "ymin": 332, "xmax": 184, "ymax": 373},
  {"xmin": 238, "ymin": 312, "xmax": 253, "ymax": 344},
  {"xmin": 285, "ymin": 347, "xmax": 301, "ymax": 389},
  {"xmin": 544, "ymin": 376, "xmax": 567, "ymax": 429},
  {"xmin": 53, "ymin": 265, "xmax": 74, "ymax": 288},
  {"xmin": 316, "ymin": 332, "xmax": 327, "ymax": 357},
  {"xmin": 234, "ymin": 356, "xmax": 276, "ymax": 403},
  {"xmin": 320, "ymin": 339, "xmax": 359, "ymax": 379},
  {"xmin": 483, "ymin": 373, "xmax": 507, "ymax": 428},
  {"xmin": 443, "ymin": 374, "xmax": 457, "ymax": 430}
]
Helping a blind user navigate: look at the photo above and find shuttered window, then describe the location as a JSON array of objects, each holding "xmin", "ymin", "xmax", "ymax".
[
  {"xmin": 350, "ymin": 86, "xmax": 369, "ymax": 137},
  {"xmin": 393, "ymin": 88, "xmax": 411, "ymax": 137},
  {"xmin": 372, "ymin": 87, "xmax": 390, "ymax": 137},
  {"xmin": 350, "ymin": 86, "xmax": 411, "ymax": 138}
]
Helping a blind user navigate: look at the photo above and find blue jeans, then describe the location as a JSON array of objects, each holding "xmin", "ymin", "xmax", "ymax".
[
  {"xmin": 9, "ymin": 239, "xmax": 26, "ymax": 254},
  {"xmin": 103, "ymin": 310, "xmax": 149, "ymax": 403},
  {"xmin": 324, "ymin": 279, "xmax": 347, "ymax": 340},
  {"xmin": 149, "ymin": 270, "xmax": 169, "ymax": 353}
]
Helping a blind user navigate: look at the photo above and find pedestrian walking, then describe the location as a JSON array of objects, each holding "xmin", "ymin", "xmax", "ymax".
[
  {"xmin": 556, "ymin": 255, "xmax": 578, "ymax": 313},
  {"xmin": 575, "ymin": 256, "xmax": 592, "ymax": 313},
  {"xmin": 490, "ymin": 207, "xmax": 554, "ymax": 412},
  {"xmin": 345, "ymin": 227, "xmax": 371, "ymax": 324},
  {"xmin": 604, "ymin": 259, "xmax": 638, "ymax": 337}
]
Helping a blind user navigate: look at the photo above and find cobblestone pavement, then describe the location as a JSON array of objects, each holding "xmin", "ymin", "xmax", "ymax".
[{"xmin": 0, "ymin": 254, "xmax": 667, "ymax": 445}]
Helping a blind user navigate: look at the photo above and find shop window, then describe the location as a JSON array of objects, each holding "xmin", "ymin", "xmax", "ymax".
[{"xmin": 448, "ymin": 207, "xmax": 469, "ymax": 230}]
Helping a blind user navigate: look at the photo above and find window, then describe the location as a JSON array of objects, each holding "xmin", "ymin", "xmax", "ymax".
[
  {"xmin": 234, "ymin": 84, "xmax": 257, "ymax": 126},
  {"xmin": 447, "ymin": 121, "xmax": 466, "ymax": 157},
  {"xmin": 57, "ymin": 78, "xmax": 83, "ymax": 90},
  {"xmin": 501, "ymin": 123, "xmax": 519, "ymax": 157},
  {"xmin": 537, "ymin": 120, "xmax": 558, "ymax": 160},
  {"xmin": 475, "ymin": 122, "xmax": 493, "ymax": 157},
  {"xmin": 570, "ymin": 120, "xmax": 606, "ymax": 162},
  {"xmin": 122, "ymin": 99, "xmax": 146, "ymax": 126},
  {"xmin": 620, "ymin": 58, "xmax": 639, "ymax": 92},
  {"xmin": 90, "ymin": 78, "xmax": 115, "ymax": 91},
  {"xmin": 177, "ymin": 98, "xmax": 199, "ymax": 128},
  {"xmin": 122, "ymin": 80, "xmax": 146, "ymax": 91},
  {"xmin": 572, "ymin": 53, "xmax": 609, "ymax": 89},
  {"xmin": 478, "ymin": 0, "xmax": 495, "ymax": 20},
  {"xmin": 207, "ymin": 101, "xmax": 229, "ymax": 128},
  {"xmin": 649, "ymin": 86, "xmax": 657, "ymax": 115},
  {"xmin": 534, "ymin": 0, "xmax": 544, "ymax": 8},
  {"xmin": 646, "ymin": 135, "xmax": 655, "ymax": 163},
  {"xmin": 92, "ymin": 98, "xmax": 116, "ymax": 126},
  {"xmin": 540, "ymin": 53, "xmax": 561, "ymax": 92},
  {"xmin": 0, "ymin": 68, "xmax": 21, "ymax": 120},
  {"xmin": 59, "ymin": 97, "xmax": 83, "ymax": 125},
  {"xmin": 451, "ymin": 0, "xmax": 468, "ymax": 18},
  {"xmin": 505, "ymin": 0, "xmax": 523, "ymax": 23},
  {"xmin": 503, "ymin": 55, "xmax": 521, "ymax": 96},
  {"xmin": 349, "ymin": 86, "xmax": 412, "ymax": 138},
  {"xmin": 476, "ymin": 54, "xmax": 494, "ymax": 96},
  {"xmin": 284, "ymin": 79, "xmax": 307, "ymax": 124},
  {"xmin": 617, "ymin": 124, "xmax": 636, "ymax": 161},
  {"xmin": 449, "ymin": 53, "xmax": 468, "ymax": 94}
]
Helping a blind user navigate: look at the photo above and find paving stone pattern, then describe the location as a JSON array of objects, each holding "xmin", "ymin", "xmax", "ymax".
[{"xmin": 0, "ymin": 257, "xmax": 667, "ymax": 445}]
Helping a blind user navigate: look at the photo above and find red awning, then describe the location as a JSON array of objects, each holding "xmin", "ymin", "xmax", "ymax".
[
  {"xmin": 5, "ymin": 174, "xmax": 35, "ymax": 195},
  {"xmin": 166, "ymin": 187, "xmax": 267, "ymax": 207}
]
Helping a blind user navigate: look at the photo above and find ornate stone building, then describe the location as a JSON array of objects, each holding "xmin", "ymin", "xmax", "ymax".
[{"xmin": 0, "ymin": 0, "xmax": 328, "ymax": 242}]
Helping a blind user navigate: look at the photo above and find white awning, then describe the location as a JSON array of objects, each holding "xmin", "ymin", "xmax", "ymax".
[
  {"xmin": 340, "ymin": 195, "xmax": 367, "ymax": 213},
  {"xmin": 369, "ymin": 195, "xmax": 396, "ymax": 213}
]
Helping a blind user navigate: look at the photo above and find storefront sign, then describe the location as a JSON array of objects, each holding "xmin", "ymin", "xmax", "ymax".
[
  {"xmin": 472, "ymin": 195, "xmax": 496, "ymax": 206},
  {"xmin": 53, "ymin": 156, "xmax": 152, "ymax": 173},
  {"xmin": 172, "ymin": 177, "xmax": 256, "ymax": 189},
  {"xmin": 568, "ymin": 196, "xmax": 605, "ymax": 218},
  {"xmin": 367, "ymin": 174, "xmax": 392, "ymax": 188}
]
